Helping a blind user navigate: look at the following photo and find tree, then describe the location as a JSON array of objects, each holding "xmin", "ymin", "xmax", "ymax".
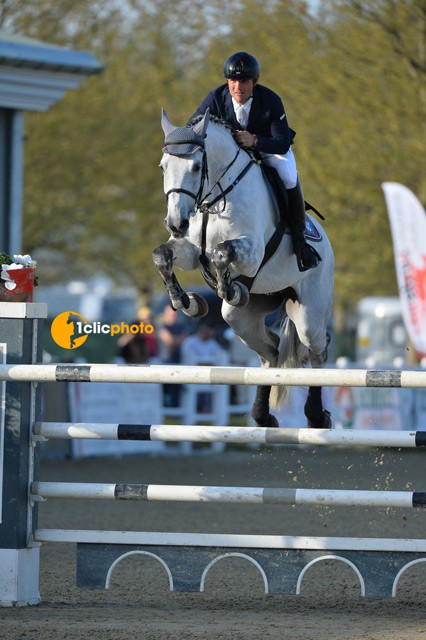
[{"xmin": 307, "ymin": 0, "xmax": 426, "ymax": 317}]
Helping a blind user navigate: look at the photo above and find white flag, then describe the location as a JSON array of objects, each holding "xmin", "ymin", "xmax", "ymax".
[{"xmin": 382, "ymin": 182, "xmax": 426, "ymax": 356}]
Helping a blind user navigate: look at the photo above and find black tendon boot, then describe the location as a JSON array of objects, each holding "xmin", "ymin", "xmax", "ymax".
[{"xmin": 286, "ymin": 180, "xmax": 322, "ymax": 272}]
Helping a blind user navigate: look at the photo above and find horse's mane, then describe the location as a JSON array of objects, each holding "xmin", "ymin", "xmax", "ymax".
[{"xmin": 188, "ymin": 113, "xmax": 237, "ymax": 138}]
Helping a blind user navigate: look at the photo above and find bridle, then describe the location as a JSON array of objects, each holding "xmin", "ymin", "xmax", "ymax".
[{"xmin": 164, "ymin": 140, "xmax": 254, "ymax": 215}]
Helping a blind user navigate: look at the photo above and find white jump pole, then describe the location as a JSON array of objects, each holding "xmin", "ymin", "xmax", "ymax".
[
  {"xmin": 31, "ymin": 481, "xmax": 426, "ymax": 509},
  {"xmin": 2, "ymin": 363, "xmax": 426, "ymax": 387},
  {"xmin": 35, "ymin": 423, "xmax": 426, "ymax": 449}
]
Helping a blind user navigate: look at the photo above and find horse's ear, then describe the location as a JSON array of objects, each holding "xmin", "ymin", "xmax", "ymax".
[
  {"xmin": 161, "ymin": 108, "xmax": 177, "ymax": 137},
  {"xmin": 192, "ymin": 108, "xmax": 210, "ymax": 138}
]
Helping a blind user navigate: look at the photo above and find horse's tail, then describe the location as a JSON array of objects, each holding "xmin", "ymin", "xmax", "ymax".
[{"xmin": 269, "ymin": 315, "xmax": 307, "ymax": 410}]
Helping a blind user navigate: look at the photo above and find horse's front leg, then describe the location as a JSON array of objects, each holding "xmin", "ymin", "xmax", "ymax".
[
  {"xmin": 211, "ymin": 240, "xmax": 252, "ymax": 307},
  {"xmin": 152, "ymin": 240, "xmax": 208, "ymax": 318}
]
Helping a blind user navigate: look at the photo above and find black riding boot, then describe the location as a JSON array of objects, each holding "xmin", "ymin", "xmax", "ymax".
[{"xmin": 287, "ymin": 180, "xmax": 321, "ymax": 272}]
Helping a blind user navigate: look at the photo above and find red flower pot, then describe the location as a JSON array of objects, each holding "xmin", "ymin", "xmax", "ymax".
[{"xmin": 0, "ymin": 267, "xmax": 36, "ymax": 302}]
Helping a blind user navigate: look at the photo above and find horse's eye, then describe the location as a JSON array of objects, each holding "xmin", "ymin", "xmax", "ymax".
[{"xmin": 193, "ymin": 163, "xmax": 201, "ymax": 173}]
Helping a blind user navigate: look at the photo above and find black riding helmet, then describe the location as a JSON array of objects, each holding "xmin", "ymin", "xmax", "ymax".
[{"xmin": 223, "ymin": 51, "xmax": 260, "ymax": 81}]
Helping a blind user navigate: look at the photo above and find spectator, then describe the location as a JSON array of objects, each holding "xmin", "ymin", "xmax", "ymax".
[
  {"xmin": 117, "ymin": 322, "xmax": 150, "ymax": 364},
  {"xmin": 181, "ymin": 322, "xmax": 225, "ymax": 363},
  {"xmin": 181, "ymin": 322, "xmax": 227, "ymax": 413},
  {"xmin": 136, "ymin": 305, "xmax": 158, "ymax": 359},
  {"xmin": 157, "ymin": 305, "xmax": 188, "ymax": 407}
]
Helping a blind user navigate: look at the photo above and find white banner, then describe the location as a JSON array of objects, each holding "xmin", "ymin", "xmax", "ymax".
[{"xmin": 382, "ymin": 182, "xmax": 426, "ymax": 356}]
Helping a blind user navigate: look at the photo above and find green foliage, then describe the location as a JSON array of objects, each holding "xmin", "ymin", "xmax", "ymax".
[
  {"xmin": 0, "ymin": 252, "xmax": 12, "ymax": 265},
  {"xmin": 2, "ymin": 0, "xmax": 425, "ymax": 319}
]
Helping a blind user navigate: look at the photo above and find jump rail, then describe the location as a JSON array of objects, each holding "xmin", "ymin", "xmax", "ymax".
[
  {"xmin": 2, "ymin": 363, "xmax": 426, "ymax": 387},
  {"xmin": 31, "ymin": 482, "xmax": 426, "ymax": 509},
  {"xmin": 36, "ymin": 422, "xmax": 426, "ymax": 448},
  {"xmin": 33, "ymin": 529, "xmax": 426, "ymax": 552}
]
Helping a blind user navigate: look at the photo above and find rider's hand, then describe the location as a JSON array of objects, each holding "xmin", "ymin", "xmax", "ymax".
[{"xmin": 235, "ymin": 130, "xmax": 257, "ymax": 149}]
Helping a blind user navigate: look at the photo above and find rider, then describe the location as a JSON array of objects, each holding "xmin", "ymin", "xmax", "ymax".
[{"xmin": 189, "ymin": 51, "xmax": 320, "ymax": 272}]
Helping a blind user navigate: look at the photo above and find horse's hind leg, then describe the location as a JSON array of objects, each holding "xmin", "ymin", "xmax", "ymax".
[
  {"xmin": 251, "ymin": 385, "xmax": 280, "ymax": 429},
  {"xmin": 304, "ymin": 334, "xmax": 332, "ymax": 429},
  {"xmin": 222, "ymin": 295, "xmax": 282, "ymax": 428}
]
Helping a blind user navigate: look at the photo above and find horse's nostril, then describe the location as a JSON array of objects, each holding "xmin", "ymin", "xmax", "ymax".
[{"xmin": 168, "ymin": 220, "xmax": 189, "ymax": 239}]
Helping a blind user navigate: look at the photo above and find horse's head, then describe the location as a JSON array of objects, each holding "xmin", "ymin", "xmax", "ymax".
[{"xmin": 160, "ymin": 109, "xmax": 210, "ymax": 239}]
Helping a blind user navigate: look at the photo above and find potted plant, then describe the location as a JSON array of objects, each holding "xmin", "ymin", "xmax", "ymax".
[{"xmin": 0, "ymin": 253, "xmax": 38, "ymax": 302}]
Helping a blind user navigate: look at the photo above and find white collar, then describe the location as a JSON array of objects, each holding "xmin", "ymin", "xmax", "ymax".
[{"xmin": 232, "ymin": 97, "xmax": 253, "ymax": 113}]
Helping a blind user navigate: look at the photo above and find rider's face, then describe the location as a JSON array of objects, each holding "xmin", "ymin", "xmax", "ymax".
[{"xmin": 227, "ymin": 78, "xmax": 255, "ymax": 104}]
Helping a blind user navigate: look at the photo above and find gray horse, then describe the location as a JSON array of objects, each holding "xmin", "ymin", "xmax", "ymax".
[{"xmin": 153, "ymin": 110, "xmax": 334, "ymax": 429}]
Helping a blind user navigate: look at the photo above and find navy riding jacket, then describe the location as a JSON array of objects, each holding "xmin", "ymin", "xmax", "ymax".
[{"xmin": 188, "ymin": 83, "xmax": 295, "ymax": 155}]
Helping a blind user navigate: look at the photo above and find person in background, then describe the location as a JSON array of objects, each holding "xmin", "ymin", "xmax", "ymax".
[
  {"xmin": 181, "ymin": 321, "xmax": 225, "ymax": 363},
  {"xmin": 116, "ymin": 306, "xmax": 157, "ymax": 364},
  {"xmin": 157, "ymin": 305, "xmax": 188, "ymax": 407},
  {"xmin": 181, "ymin": 321, "xmax": 226, "ymax": 412},
  {"xmin": 136, "ymin": 306, "xmax": 158, "ymax": 359},
  {"xmin": 117, "ymin": 322, "xmax": 150, "ymax": 364}
]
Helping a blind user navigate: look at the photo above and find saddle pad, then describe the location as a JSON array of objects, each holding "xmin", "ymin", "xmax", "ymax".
[{"xmin": 305, "ymin": 217, "xmax": 322, "ymax": 242}]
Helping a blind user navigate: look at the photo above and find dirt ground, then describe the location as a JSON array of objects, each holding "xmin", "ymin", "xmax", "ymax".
[{"xmin": 1, "ymin": 445, "xmax": 425, "ymax": 640}]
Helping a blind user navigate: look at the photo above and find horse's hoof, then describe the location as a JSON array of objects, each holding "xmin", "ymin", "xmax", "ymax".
[
  {"xmin": 307, "ymin": 409, "xmax": 332, "ymax": 429},
  {"xmin": 170, "ymin": 290, "xmax": 190, "ymax": 311},
  {"xmin": 253, "ymin": 414, "xmax": 279, "ymax": 429},
  {"xmin": 183, "ymin": 292, "xmax": 209, "ymax": 318},
  {"xmin": 225, "ymin": 282, "xmax": 249, "ymax": 307}
]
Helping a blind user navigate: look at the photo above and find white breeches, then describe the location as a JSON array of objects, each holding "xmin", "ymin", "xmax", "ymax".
[{"xmin": 261, "ymin": 147, "xmax": 298, "ymax": 189}]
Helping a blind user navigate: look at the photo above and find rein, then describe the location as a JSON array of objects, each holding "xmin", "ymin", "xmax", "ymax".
[
  {"xmin": 198, "ymin": 148, "xmax": 254, "ymax": 214},
  {"xmin": 164, "ymin": 145, "xmax": 254, "ymax": 215}
]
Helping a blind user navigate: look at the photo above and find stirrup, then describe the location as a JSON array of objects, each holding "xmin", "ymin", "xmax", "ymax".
[{"xmin": 296, "ymin": 243, "xmax": 322, "ymax": 272}]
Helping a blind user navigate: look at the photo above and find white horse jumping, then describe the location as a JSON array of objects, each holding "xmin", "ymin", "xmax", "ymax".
[{"xmin": 153, "ymin": 109, "xmax": 334, "ymax": 428}]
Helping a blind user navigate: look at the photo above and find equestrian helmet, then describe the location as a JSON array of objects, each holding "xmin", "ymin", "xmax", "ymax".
[{"xmin": 223, "ymin": 51, "xmax": 260, "ymax": 80}]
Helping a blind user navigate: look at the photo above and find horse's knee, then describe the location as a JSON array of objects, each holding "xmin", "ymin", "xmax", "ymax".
[
  {"xmin": 212, "ymin": 241, "xmax": 236, "ymax": 269},
  {"xmin": 153, "ymin": 244, "xmax": 173, "ymax": 272}
]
